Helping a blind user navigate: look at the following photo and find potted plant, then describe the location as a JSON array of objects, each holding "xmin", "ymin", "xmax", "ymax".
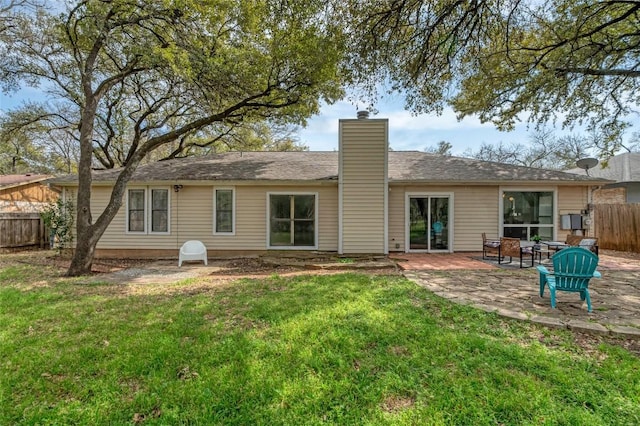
[{"xmin": 531, "ymin": 234, "xmax": 542, "ymax": 249}]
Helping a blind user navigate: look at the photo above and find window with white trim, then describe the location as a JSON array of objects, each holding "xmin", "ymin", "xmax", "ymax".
[
  {"xmin": 127, "ymin": 189, "xmax": 146, "ymax": 232},
  {"xmin": 150, "ymin": 189, "xmax": 169, "ymax": 233},
  {"xmin": 268, "ymin": 193, "xmax": 316, "ymax": 247},
  {"xmin": 214, "ymin": 188, "xmax": 235, "ymax": 234},
  {"xmin": 502, "ymin": 190, "xmax": 554, "ymax": 240},
  {"xmin": 126, "ymin": 187, "xmax": 170, "ymax": 234}
]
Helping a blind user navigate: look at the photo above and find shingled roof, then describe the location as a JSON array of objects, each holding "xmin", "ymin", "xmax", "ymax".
[
  {"xmin": 0, "ymin": 174, "xmax": 52, "ymax": 189},
  {"xmin": 566, "ymin": 152, "xmax": 640, "ymax": 183},
  {"xmin": 52, "ymin": 151, "xmax": 607, "ymax": 185}
]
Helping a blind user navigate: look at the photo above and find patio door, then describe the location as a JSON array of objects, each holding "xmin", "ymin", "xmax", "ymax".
[{"xmin": 407, "ymin": 194, "xmax": 452, "ymax": 252}]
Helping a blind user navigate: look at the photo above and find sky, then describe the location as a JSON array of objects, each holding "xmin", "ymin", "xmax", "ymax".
[
  {"xmin": 297, "ymin": 98, "xmax": 539, "ymax": 155},
  {"xmin": 298, "ymin": 97, "xmax": 640, "ymax": 156}
]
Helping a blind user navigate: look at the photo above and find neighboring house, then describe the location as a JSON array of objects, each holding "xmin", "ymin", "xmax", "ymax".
[
  {"xmin": 567, "ymin": 152, "xmax": 640, "ymax": 203},
  {"xmin": 0, "ymin": 174, "xmax": 59, "ymax": 213},
  {"xmin": 51, "ymin": 116, "xmax": 607, "ymax": 258}
]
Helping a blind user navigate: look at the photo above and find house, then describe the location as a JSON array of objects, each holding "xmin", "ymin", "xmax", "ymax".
[
  {"xmin": 567, "ymin": 152, "xmax": 640, "ymax": 203},
  {"xmin": 51, "ymin": 115, "xmax": 607, "ymax": 258},
  {"xmin": 0, "ymin": 174, "xmax": 59, "ymax": 213}
]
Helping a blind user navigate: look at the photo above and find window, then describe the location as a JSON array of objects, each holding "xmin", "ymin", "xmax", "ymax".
[
  {"xmin": 126, "ymin": 187, "xmax": 170, "ymax": 234},
  {"xmin": 269, "ymin": 193, "xmax": 316, "ymax": 248},
  {"xmin": 214, "ymin": 188, "xmax": 234, "ymax": 234},
  {"xmin": 151, "ymin": 189, "xmax": 169, "ymax": 233},
  {"xmin": 502, "ymin": 190, "xmax": 554, "ymax": 240},
  {"xmin": 127, "ymin": 189, "xmax": 145, "ymax": 232}
]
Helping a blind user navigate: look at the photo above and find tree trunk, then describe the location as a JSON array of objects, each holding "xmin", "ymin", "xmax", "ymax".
[
  {"xmin": 65, "ymin": 139, "xmax": 142, "ymax": 276},
  {"xmin": 66, "ymin": 227, "xmax": 97, "ymax": 276},
  {"xmin": 66, "ymin": 84, "xmax": 99, "ymax": 276}
]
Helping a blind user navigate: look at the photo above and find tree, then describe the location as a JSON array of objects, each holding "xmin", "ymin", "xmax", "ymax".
[
  {"xmin": 462, "ymin": 129, "xmax": 597, "ymax": 170},
  {"xmin": 0, "ymin": 129, "xmax": 34, "ymax": 174},
  {"xmin": 126, "ymin": 121, "xmax": 307, "ymax": 165},
  {"xmin": 623, "ymin": 133, "xmax": 640, "ymax": 152},
  {"xmin": 553, "ymin": 134, "xmax": 598, "ymax": 169},
  {"xmin": 0, "ymin": 0, "xmax": 344, "ymax": 275},
  {"xmin": 0, "ymin": 1, "xmax": 40, "ymax": 35},
  {"xmin": 345, "ymin": 0, "xmax": 640, "ymax": 157},
  {"xmin": 424, "ymin": 140, "xmax": 452, "ymax": 156},
  {"xmin": 462, "ymin": 141, "xmax": 525, "ymax": 166},
  {"xmin": 0, "ymin": 105, "xmax": 79, "ymax": 174}
]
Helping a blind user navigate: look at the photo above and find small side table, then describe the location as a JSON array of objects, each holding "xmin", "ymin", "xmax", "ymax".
[
  {"xmin": 542, "ymin": 241, "xmax": 568, "ymax": 255},
  {"xmin": 534, "ymin": 246, "xmax": 552, "ymax": 264}
]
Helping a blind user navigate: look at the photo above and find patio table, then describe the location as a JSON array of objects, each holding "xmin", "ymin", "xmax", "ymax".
[
  {"xmin": 533, "ymin": 245, "xmax": 552, "ymax": 264},
  {"xmin": 542, "ymin": 241, "xmax": 568, "ymax": 255}
]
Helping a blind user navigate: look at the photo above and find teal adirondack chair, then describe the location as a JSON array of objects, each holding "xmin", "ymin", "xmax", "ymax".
[{"xmin": 536, "ymin": 247, "xmax": 602, "ymax": 312}]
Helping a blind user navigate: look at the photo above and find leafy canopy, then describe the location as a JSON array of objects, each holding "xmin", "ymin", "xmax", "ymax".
[
  {"xmin": 0, "ymin": 0, "xmax": 346, "ymax": 275},
  {"xmin": 1, "ymin": 0, "xmax": 343, "ymax": 168},
  {"xmin": 345, "ymin": 0, "xmax": 640, "ymax": 157}
]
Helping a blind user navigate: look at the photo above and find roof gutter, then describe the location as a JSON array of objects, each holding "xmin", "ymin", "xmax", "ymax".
[{"xmin": 389, "ymin": 179, "xmax": 613, "ymax": 186}]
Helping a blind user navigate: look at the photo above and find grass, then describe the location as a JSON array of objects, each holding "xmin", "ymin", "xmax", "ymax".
[{"xmin": 1, "ymin": 257, "xmax": 639, "ymax": 425}]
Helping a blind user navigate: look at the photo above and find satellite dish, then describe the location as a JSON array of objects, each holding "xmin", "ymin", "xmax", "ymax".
[{"xmin": 576, "ymin": 158, "xmax": 599, "ymax": 176}]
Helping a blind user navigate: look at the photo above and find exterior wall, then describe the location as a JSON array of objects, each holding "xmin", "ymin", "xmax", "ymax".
[
  {"xmin": 557, "ymin": 186, "xmax": 588, "ymax": 216},
  {"xmin": 0, "ymin": 182, "xmax": 59, "ymax": 212},
  {"xmin": 450, "ymin": 186, "xmax": 500, "ymax": 251},
  {"xmin": 593, "ymin": 184, "xmax": 640, "ymax": 204},
  {"xmin": 339, "ymin": 119, "xmax": 388, "ymax": 254},
  {"xmin": 626, "ymin": 183, "xmax": 640, "ymax": 203},
  {"xmin": 592, "ymin": 187, "xmax": 626, "ymax": 204},
  {"xmin": 557, "ymin": 186, "xmax": 591, "ymax": 236},
  {"xmin": 69, "ymin": 174, "xmax": 593, "ymax": 256},
  {"xmin": 388, "ymin": 184, "xmax": 590, "ymax": 252},
  {"xmin": 388, "ymin": 184, "xmax": 499, "ymax": 252},
  {"xmin": 90, "ymin": 183, "xmax": 339, "ymax": 252}
]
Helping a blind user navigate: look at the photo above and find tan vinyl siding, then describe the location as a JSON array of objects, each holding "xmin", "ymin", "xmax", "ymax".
[
  {"xmin": 388, "ymin": 185, "xmax": 589, "ymax": 252},
  {"xmin": 557, "ymin": 186, "xmax": 588, "ymax": 215},
  {"xmin": 341, "ymin": 186, "xmax": 386, "ymax": 253},
  {"xmin": 452, "ymin": 186, "xmax": 500, "ymax": 251},
  {"xmin": 387, "ymin": 185, "xmax": 406, "ymax": 252},
  {"xmin": 92, "ymin": 184, "xmax": 338, "ymax": 252},
  {"xmin": 388, "ymin": 185, "xmax": 499, "ymax": 252},
  {"xmin": 339, "ymin": 119, "xmax": 388, "ymax": 254},
  {"xmin": 557, "ymin": 186, "xmax": 590, "ymax": 236},
  {"xmin": 92, "ymin": 185, "xmax": 178, "ymax": 250}
]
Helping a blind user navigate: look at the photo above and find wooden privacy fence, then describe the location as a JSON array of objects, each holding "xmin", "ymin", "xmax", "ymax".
[
  {"xmin": 0, "ymin": 213, "xmax": 49, "ymax": 250},
  {"xmin": 593, "ymin": 204, "xmax": 640, "ymax": 253}
]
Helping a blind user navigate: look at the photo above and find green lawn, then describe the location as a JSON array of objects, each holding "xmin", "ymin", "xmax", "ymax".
[{"xmin": 1, "ymin": 258, "xmax": 639, "ymax": 425}]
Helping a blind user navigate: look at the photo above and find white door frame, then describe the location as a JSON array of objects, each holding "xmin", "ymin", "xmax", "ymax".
[{"xmin": 405, "ymin": 192, "xmax": 454, "ymax": 253}]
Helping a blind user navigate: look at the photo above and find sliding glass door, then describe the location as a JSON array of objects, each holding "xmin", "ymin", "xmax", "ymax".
[{"xmin": 408, "ymin": 195, "xmax": 451, "ymax": 251}]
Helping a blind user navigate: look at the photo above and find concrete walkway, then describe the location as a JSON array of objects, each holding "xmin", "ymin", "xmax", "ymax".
[{"xmin": 390, "ymin": 252, "xmax": 640, "ymax": 339}]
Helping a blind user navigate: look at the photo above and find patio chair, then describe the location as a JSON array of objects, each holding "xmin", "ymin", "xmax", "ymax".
[
  {"xmin": 536, "ymin": 247, "xmax": 601, "ymax": 312},
  {"xmin": 482, "ymin": 232, "xmax": 501, "ymax": 260},
  {"xmin": 498, "ymin": 237, "xmax": 534, "ymax": 268},
  {"xmin": 578, "ymin": 238, "xmax": 599, "ymax": 255},
  {"xmin": 178, "ymin": 240, "xmax": 208, "ymax": 267},
  {"xmin": 565, "ymin": 234, "xmax": 599, "ymax": 255}
]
